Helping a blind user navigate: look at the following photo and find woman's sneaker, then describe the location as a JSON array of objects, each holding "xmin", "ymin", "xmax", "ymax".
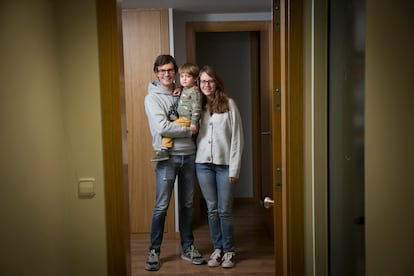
[
  {"xmin": 221, "ymin": 252, "xmax": 236, "ymax": 268},
  {"xmin": 207, "ymin": 249, "xmax": 222, "ymax": 267}
]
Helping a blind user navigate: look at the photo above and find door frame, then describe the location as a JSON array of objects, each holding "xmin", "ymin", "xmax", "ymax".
[
  {"xmin": 279, "ymin": 0, "xmax": 305, "ymax": 274},
  {"xmin": 95, "ymin": 0, "xmax": 304, "ymax": 275}
]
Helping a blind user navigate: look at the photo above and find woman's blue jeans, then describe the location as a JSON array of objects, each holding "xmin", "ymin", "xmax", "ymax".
[
  {"xmin": 149, "ymin": 154, "xmax": 195, "ymax": 253},
  {"xmin": 196, "ymin": 163, "xmax": 235, "ymax": 253}
]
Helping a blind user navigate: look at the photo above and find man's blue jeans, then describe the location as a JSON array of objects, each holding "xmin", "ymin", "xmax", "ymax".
[
  {"xmin": 149, "ymin": 154, "xmax": 195, "ymax": 253},
  {"xmin": 196, "ymin": 163, "xmax": 235, "ymax": 253}
]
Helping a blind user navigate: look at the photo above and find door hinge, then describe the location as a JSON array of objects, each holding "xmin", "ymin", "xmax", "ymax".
[
  {"xmin": 275, "ymin": 87, "xmax": 281, "ymax": 112},
  {"xmin": 273, "ymin": 0, "xmax": 281, "ymax": 32},
  {"xmin": 276, "ymin": 164, "xmax": 282, "ymax": 192}
]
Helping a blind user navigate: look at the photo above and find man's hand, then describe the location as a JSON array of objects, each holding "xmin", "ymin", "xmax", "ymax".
[{"xmin": 189, "ymin": 124, "xmax": 198, "ymax": 133}]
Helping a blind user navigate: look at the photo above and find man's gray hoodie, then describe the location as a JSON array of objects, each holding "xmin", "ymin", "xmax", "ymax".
[{"xmin": 144, "ymin": 81, "xmax": 195, "ymax": 155}]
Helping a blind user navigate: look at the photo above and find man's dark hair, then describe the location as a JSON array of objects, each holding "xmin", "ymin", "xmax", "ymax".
[{"xmin": 153, "ymin": 54, "xmax": 178, "ymax": 73}]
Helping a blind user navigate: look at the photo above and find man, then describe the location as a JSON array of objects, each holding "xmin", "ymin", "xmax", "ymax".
[{"xmin": 144, "ymin": 54, "xmax": 205, "ymax": 271}]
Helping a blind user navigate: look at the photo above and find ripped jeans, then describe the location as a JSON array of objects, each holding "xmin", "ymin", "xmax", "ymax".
[{"xmin": 149, "ymin": 154, "xmax": 196, "ymax": 253}]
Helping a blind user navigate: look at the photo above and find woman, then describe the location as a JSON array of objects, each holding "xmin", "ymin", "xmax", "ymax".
[{"xmin": 195, "ymin": 65, "xmax": 244, "ymax": 268}]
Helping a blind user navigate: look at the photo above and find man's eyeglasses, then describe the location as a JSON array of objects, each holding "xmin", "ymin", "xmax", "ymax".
[
  {"xmin": 157, "ymin": 69, "xmax": 175, "ymax": 75},
  {"xmin": 200, "ymin": 80, "xmax": 215, "ymax": 85}
]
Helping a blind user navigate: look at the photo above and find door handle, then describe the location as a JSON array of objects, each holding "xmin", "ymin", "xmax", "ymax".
[{"xmin": 262, "ymin": 197, "xmax": 274, "ymax": 208}]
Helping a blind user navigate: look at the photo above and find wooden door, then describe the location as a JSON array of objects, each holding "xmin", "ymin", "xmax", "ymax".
[{"xmin": 122, "ymin": 9, "xmax": 175, "ymax": 238}]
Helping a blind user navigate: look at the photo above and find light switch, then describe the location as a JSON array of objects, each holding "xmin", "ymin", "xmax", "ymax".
[{"xmin": 78, "ymin": 178, "xmax": 95, "ymax": 198}]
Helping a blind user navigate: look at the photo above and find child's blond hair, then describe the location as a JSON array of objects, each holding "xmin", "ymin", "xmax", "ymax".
[{"xmin": 178, "ymin": 63, "xmax": 200, "ymax": 79}]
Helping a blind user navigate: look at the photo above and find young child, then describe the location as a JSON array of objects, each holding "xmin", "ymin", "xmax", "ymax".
[{"xmin": 151, "ymin": 63, "xmax": 202, "ymax": 162}]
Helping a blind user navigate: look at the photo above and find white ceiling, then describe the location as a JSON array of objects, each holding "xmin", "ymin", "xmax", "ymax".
[{"xmin": 121, "ymin": 0, "xmax": 271, "ymax": 14}]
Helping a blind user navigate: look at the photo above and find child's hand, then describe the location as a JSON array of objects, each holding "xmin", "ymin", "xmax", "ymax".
[{"xmin": 173, "ymin": 87, "xmax": 182, "ymax": 96}]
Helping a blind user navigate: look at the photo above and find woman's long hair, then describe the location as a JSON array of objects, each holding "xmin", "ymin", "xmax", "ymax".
[{"xmin": 199, "ymin": 65, "xmax": 229, "ymax": 113}]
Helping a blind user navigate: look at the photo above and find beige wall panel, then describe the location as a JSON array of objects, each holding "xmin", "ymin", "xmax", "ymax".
[{"xmin": 366, "ymin": 1, "xmax": 414, "ymax": 275}]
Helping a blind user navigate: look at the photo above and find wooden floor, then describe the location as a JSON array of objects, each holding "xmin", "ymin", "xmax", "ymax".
[{"xmin": 131, "ymin": 201, "xmax": 275, "ymax": 275}]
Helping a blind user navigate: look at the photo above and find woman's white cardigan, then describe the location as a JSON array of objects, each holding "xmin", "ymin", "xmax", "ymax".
[{"xmin": 195, "ymin": 98, "xmax": 244, "ymax": 178}]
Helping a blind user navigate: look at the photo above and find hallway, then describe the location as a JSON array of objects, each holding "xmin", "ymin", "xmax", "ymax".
[{"xmin": 130, "ymin": 201, "xmax": 275, "ymax": 275}]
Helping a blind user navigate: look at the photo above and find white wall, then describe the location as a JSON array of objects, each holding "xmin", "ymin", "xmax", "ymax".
[{"xmin": 0, "ymin": 1, "xmax": 107, "ymax": 275}]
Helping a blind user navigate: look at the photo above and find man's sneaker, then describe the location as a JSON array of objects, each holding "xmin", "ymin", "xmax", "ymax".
[
  {"xmin": 181, "ymin": 245, "xmax": 206, "ymax": 265},
  {"xmin": 207, "ymin": 249, "xmax": 222, "ymax": 267},
  {"xmin": 221, "ymin": 252, "xmax": 235, "ymax": 268},
  {"xmin": 145, "ymin": 249, "xmax": 160, "ymax": 271},
  {"xmin": 151, "ymin": 150, "xmax": 169, "ymax": 162}
]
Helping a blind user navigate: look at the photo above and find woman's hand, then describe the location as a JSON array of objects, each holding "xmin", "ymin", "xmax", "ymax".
[{"xmin": 229, "ymin": 177, "xmax": 238, "ymax": 184}]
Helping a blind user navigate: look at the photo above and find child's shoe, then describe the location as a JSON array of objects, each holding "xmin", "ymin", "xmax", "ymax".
[{"xmin": 151, "ymin": 150, "xmax": 169, "ymax": 162}]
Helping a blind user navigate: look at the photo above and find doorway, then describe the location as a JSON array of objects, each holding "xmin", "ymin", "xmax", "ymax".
[{"xmin": 96, "ymin": 0, "xmax": 305, "ymax": 275}]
